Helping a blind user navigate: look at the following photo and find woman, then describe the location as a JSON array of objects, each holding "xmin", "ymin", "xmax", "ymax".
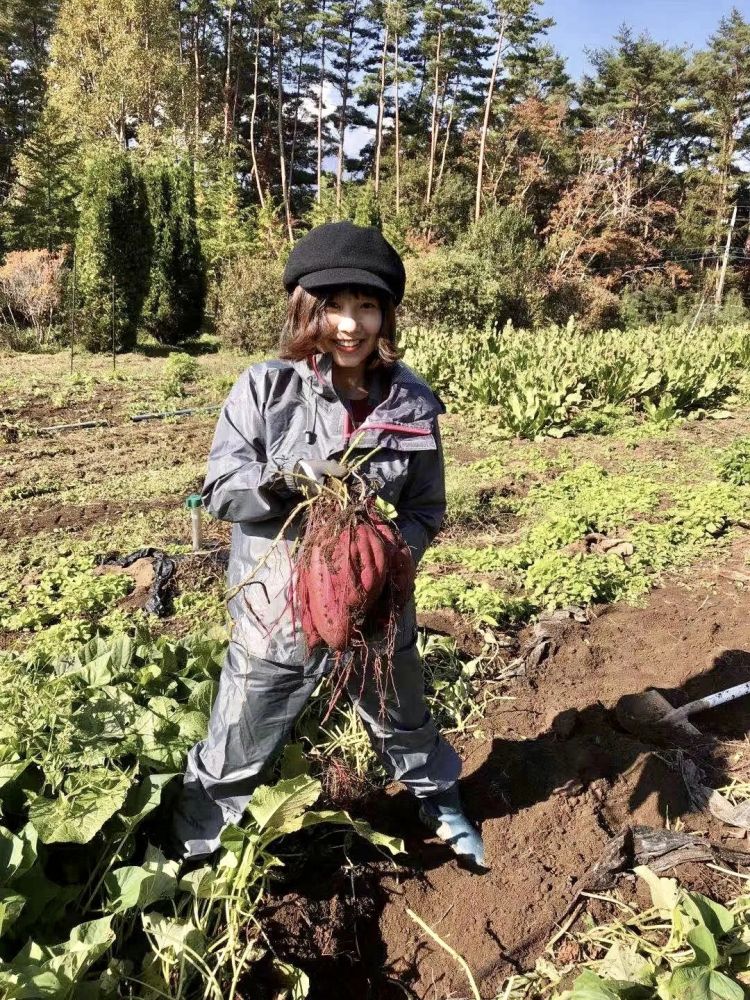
[{"xmin": 171, "ymin": 221, "xmax": 485, "ymax": 869}]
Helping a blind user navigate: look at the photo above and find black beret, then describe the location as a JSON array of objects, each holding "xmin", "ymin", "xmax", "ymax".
[{"xmin": 283, "ymin": 220, "xmax": 406, "ymax": 305}]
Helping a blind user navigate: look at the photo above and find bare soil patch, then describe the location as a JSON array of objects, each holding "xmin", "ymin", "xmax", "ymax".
[{"xmin": 263, "ymin": 556, "xmax": 750, "ymax": 999}]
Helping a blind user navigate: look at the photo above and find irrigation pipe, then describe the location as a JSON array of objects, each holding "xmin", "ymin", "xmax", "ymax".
[
  {"xmin": 130, "ymin": 404, "xmax": 221, "ymax": 423},
  {"xmin": 36, "ymin": 418, "xmax": 110, "ymax": 433}
]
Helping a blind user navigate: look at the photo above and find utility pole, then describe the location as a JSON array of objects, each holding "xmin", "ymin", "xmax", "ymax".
[{"xmin": 715, "ymin": 204, "xmax": 739, "ymax": 309}]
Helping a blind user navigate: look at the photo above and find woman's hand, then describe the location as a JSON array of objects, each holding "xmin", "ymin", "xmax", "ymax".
[
  {"xmin": 293, "ymin": 459, "xmax": 348, "ymax": 496},
  {"xmin": 271, "ymin": 459, "xmax": 349, "ymax": 499}
]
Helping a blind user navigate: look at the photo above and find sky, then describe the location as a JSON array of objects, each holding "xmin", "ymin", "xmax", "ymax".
[{"xmin": 542, "ymin": 0, "xmax": 750, "ymax": 80}]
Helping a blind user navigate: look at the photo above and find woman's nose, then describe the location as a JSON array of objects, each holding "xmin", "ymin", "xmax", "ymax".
[{"xmin": 337, "ymin": 314, "xmax": 357, "ymax": 333}]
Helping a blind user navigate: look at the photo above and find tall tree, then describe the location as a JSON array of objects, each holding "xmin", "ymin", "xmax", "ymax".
[
  {"xmin": 2, "ymin": 106, "xmax": 79, "ymax": 251},
  {"xmin": 329, "ymin": 0, "xmax": 370, "ymax": 211},
  {"xmin": 0, "ymin": 0, "xmax": 58, "ymax": 203},
  {"xmin": 474, "ymin": 0, "xmax": 553, "ymax": 221},
  {"xmin": 685, "ymin": 9, "xmax": 750, "ymax": 254},
  {"xmin": 142, "ymin": 159, "xmax": 205, "ymax": 343},
  {"xmin": 75, "ymin": 152, "xmax": 152, "ymax": 351},
  {"xmin": 48, "ymin": 0, "xmax": 184, "ymax": 149}
]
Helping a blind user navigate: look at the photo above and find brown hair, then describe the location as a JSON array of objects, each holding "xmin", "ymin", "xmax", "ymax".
[{"xmin": 278, "ymin": 284, "xmax": 400, "ymax": 368}]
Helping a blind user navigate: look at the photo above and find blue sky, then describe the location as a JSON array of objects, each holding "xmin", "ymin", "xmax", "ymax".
[{"xmin": 541, "ymin": 0, "xmax": 750, "ymax": 80}]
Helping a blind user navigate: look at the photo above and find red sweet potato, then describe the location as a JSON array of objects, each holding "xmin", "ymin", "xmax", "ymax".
[{"xmin": 304, "ymin": 521, "xmax": 389, "ymax": 650}]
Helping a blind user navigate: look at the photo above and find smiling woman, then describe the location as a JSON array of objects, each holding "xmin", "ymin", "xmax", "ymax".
[{"xmin": 170, "ymin": 220, "xmax": 486, "ymax": 870}]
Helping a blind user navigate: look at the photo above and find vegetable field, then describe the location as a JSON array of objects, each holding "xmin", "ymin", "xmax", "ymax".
[{"xmin": 2, "ymin": 324, "xmax": 750, "ymax": 999}]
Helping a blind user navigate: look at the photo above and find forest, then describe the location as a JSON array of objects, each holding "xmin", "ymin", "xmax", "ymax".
[{"xmin": 0, "ymin": 0, "xmax": 749, "ymax": 353}]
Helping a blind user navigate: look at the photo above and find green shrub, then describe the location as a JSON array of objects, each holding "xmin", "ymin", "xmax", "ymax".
[
  {"xmin": 75, "ymin": 152, "xmax": 152, "ymax": 352},
  {"xmin": 216, "ymin": 254, "xmax": 286, "ymax": 353},
  {"xmin": 718, "ymin": 437, "xmax": 750, "ymax": 485},
  {"xmin": 162, "ymin": 352, "xmax": 201, "ymax": 398},
  {"xmin": 402, "ymin": 205, "xmax": 546, "ymax": 330},
  {"xmin": 141, "ymin": 159, "xmax": 205, "ymax": 345}
]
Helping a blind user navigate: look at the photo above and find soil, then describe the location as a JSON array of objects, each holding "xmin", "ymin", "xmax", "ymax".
[{"xmin": 263, "ymin": 551, "xmax": 750, "ymax": 999}]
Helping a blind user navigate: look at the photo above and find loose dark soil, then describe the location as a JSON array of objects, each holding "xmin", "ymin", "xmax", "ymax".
[{"xmin": 264, "ymin": 549, "xmax": 750, "ymax": 999}]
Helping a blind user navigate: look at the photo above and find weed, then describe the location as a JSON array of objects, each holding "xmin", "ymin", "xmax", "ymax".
[{"xmin": 718, "ymin": 436, "xmax": 750, "ymax": 486}]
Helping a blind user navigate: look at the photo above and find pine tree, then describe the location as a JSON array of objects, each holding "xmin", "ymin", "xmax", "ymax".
[
  {"xmin": 0, "ymin": 0, "xmax": 57, "ymax": 203},
  {"xmin": 685, "ymin": 9, "xmax": 750, "ymax": 254},
  {"xmin": 328, "ymin": 0, "xmax": 372, "ymax": 209},
  {"xmin": 75, "ymin": 153, "xmax": 152, "ymax": 351},
  {"xmin": 141, "ymin": 159, "xmax": 205, "ymax": 344},
  {"xmin": 2, "ymin": 107, "xmax": 79, "ymax": 251}
]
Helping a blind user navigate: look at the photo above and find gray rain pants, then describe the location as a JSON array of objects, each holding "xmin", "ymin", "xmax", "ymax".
[{"xmin": 171, "ymin": 635, "xmax": 461, "ymax": 858}]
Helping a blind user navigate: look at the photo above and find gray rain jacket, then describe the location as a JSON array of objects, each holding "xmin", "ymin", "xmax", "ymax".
[{"xmin": 202, "ymin": 353, "xmax": 446, "ymax": 664}]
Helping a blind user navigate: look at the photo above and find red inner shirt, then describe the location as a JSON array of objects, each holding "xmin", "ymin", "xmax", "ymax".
[{"xmin": 349, "ymin": 397, "xmax": 374, "ymax": 428}]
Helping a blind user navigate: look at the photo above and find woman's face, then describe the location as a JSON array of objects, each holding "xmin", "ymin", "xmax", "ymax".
[{"xmin": 318, "ymin": 287, "xmax": 383, "ymax": 371}]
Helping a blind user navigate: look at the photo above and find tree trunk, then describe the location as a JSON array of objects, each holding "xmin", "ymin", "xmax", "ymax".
[
  {"xmin": 192, "ymin": 12, "xmax": 201, "ymax": 142},
  {"xmin": 317, "ymin": 1, "xmax": 327, "ymax": 202},
  {"xmin": 249, "ymin": 26, "xmax": 265, "ymax": 208},
  {"xmin": 288, "ymin": 30, "xmax": 307, "ymax": 197},
  {"xmin": 475, "ymin": 13, "xmax": 507, "ymax": 223},
  {"xmin": 177, "ymin": 3, "xmax": 187, "ymax": 138},
  {"xmin": 336, "ymin": 8, "xmax": 357, "ymax": 212},
  {"xmin": 275, "ymin": 12, "xmax": 294, "ymax": 241},
  {"xmin": 222, "ymin": 3, "xmax": 233, "ymax": 146},
  {"xmin": 425, "ymin": 19, "xmax": 443, "ymax": 206},
  {"xmin": 394, "ymin": 30, "xmax": 400, "ymax": 214},
  {"xmin": 436, "ymin": 93, "xmax": 454, "ymax": 192},
  {"xmin": 374, "ymin": 24, "xmax": 389, "ymax": 197}
]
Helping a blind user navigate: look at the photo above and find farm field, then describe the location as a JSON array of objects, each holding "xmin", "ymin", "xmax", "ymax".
[{"xmin": 2, "ymin": 341, "xmax": 750, "ymax": 999}]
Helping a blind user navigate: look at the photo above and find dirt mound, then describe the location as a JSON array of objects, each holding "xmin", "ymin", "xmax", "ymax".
[{"xmin": 264, "ymin": 567, "xmax": 750, "ymax": 998}]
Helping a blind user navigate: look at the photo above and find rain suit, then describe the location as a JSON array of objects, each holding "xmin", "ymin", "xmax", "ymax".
[{"xmin": 172, "ymin": 353, "xmax": 460, "ymax": 857}]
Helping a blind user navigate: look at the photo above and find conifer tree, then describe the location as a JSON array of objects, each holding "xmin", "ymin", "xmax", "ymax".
[
  {"xmin": 0, "ymin": 0, "xmax": 57, "ymax": 201},
  {"xmin": 2, "ymin": 107, "xmax": 79, "ymax": 251},
  {"xmin": 141, "ymin": 159, "xmax": 205, "ymax": 344},
  {"xmin": 75, "ymin": 153, "xmax": 152, "ymax": 351}
]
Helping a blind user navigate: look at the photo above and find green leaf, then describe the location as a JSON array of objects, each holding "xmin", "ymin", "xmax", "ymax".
[
  {"xmin": 0, "ymin": 890, "xmax": 25, "ymax": 938},
  {"xmin": 682, "ymin": 893, "xmax": 734, "ymax": 937},
  {"xmin": 179, "ymin": 865, "xmax": 230, "ymax": 900},
  {"xmin": 273, "ymin": 959, "xmax": 310, "ymax": 999},
  {"xmin": 0, "ymin": 824, "xmax": 37, "ymax": 886},
  {"xmin": 60, "ymin": 634, "xmax": 134, "ymax": 688},
  {"xmin": 187, "ymin": 678, "xmax": 217, "ymax": 716},
  {"xmin": 599, "ymin": 943, "xmax": 656, "ymax": 985},
  {"xmin": 118, "ymin": 773, "xmax": 177, "ymax": 834},
  {"xmin": 570, "ymin": 969, "xmax": 623, "ymax": 1000},
  {"xmin": 279, "ymin": 743, "xmax": 310, "ymax": 780},
  {"xmin": 0, "ymin": 757, "xmax": 28, "ymax": 791},
  {"xmin": 635, "ymin": 865, "xmax": 679, "ymax": 916},
  {"xmin": 29, "ymin": 769, "xmax": 132, "ymax": 844},
  {"xmin": 104, "ymin": 849, "xmax": 178, "ymax": 914},
  {"xmin": 297, "ymin": 810, "xmax": 405, "ymax": 856},
  {"xmin": 142, "ymin": 913, "xmax": 206, "ymax": 962},
  {"xmin": 668, "ymin": 966, "xmax": 744, "ymax": 1000},
  {"xmin": 687, "ymin": 925, "xmax": 720, "ymax": 969},
  {"xmin": 8, "ymin": 916, "xmax": 116, "ymax": 993},
  {"xmin": 248, "ymin": 776, "xmax": 321, "ymax": 835}
]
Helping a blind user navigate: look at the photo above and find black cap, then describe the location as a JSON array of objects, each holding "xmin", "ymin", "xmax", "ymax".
[{"xmin": 283, "ymin": 220, "xmax": 406, "ymax": 305}]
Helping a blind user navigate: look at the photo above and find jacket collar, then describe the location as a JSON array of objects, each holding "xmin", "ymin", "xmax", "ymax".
[{"xmin": 291, "ymin": 353, "xmax": 444, "ymax": 425}]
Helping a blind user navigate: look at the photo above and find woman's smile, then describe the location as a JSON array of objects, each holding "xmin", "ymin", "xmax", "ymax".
[{"xmin": 319, "ymin": 288, "xmax": 383, "ymax": 370}]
